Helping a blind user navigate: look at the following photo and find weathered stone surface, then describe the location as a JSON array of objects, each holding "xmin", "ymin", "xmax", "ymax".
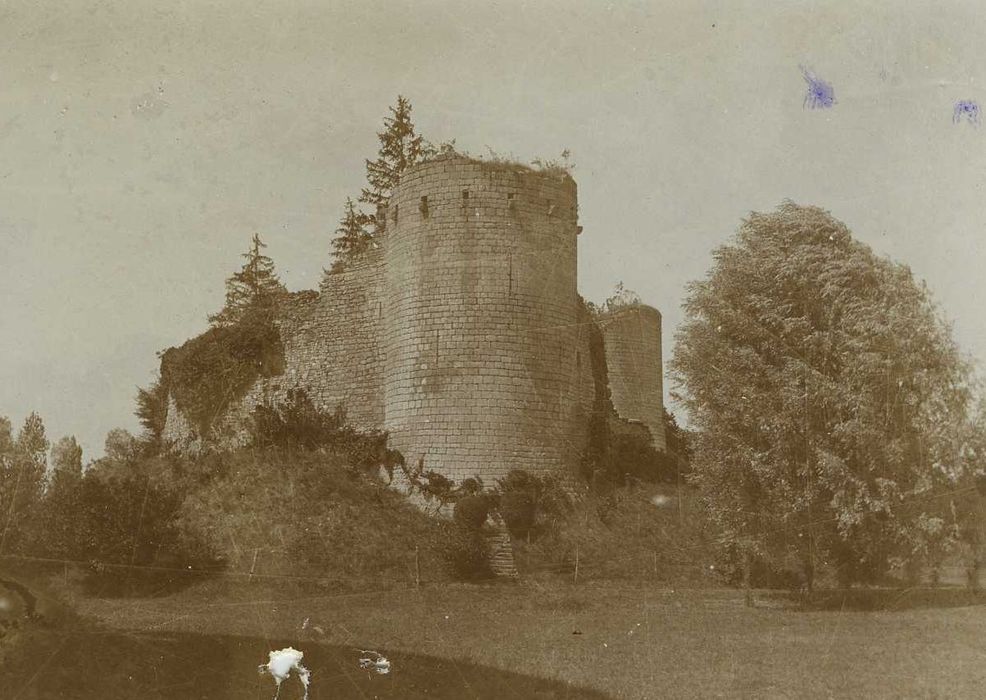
[{"xmin": 597, "ymin": 305, "xmax": 666, "ymax": 450}]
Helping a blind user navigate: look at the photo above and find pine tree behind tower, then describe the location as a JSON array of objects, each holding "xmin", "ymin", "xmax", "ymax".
[{"xmin": 359, "ymin": 95, "xmax": 435, "ymax": 215}]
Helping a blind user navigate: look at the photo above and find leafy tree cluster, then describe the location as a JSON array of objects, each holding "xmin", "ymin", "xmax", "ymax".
[
  {"xmin": 0, "ymin": 412, "xmax": 216, "ymax": 595},
  {"xmin": 671, "ymin": 201, "xmax": 982, "ymax": 595}
]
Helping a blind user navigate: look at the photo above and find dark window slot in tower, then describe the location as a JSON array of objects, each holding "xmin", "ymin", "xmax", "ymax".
[
  {"xmin": 508, "ymin": 252, "xmax": 513, "ymax": 296},
  {"xmin": 507, "ymin": 192, "xmax": 516, "ymax": 210},
  {"xmin": 462, "ymin": 190, "xmax": 469, "ymax": 201},
  {"xmin": 420, "ymin": 196, "xmax": 429, "ymax": 219},
  {"xmin": 393, "ymin": 204, "xmax": 399, "ymax": 224}
]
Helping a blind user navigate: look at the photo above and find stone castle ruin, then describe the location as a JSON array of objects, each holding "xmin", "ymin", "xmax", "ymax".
[{"xmin": 162, "ymin": 154, "xmax": 665, "ymax": 484}]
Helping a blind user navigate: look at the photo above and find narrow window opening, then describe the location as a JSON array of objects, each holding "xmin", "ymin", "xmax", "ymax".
[
  {"xmin": 507, "ymin": 192, "xmax": 516, "ymax": 210},
  {"xmin": 393, "ymin": 204, "xmax": 399, "ymax": 224},
  {"xmin": 420, "ymin": 195, "xmax": 429, "ymax": 219},
  {"xmin": 462, "ymin": 189, "xmax": 470, "ymax": 201},
  {"xmin": 508, "ymin": 252, "xmax": 513, "ymax": 296}
]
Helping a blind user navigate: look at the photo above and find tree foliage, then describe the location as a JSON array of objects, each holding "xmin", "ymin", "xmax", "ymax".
[
  {"xmin": 0, "ymin": 413, "xmax": 49, "ymax": 553},
  {"xmin": 671, "ymin": 201, "xmax": 974, "ymax": 588},
  {"xmin": 135, "ymin": 378, "xmax": 169, "ymax": 451},
  {"xmin": 50, "ymin": 436, "xmax": 83, "ymax": 478},
  {"xmin": 328, "ymin": 198, "xmax": 374, "ymax": 275},
  {"xmin": 359, "ymin": 95, "xmax": 435, "ymax": 215},
  {"xmin": 208, "ymin": 233, "xmax": 287, "ymax": 328}
]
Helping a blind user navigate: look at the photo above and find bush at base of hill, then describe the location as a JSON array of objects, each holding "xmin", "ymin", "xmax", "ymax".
[{"xmin": 512, "ymin": 484, "xmax": 714, "ymax": 585}]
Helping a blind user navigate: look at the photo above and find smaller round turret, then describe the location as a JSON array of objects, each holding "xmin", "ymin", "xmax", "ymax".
[{"xmin": 597, "ymin": 304, "xmax": 666, "ymax": 450}]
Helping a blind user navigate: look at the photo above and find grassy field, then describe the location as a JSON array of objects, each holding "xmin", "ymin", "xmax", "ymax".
[{"xmin": 67, "ymin": 578, "xmax": 986, "ymax": 699}]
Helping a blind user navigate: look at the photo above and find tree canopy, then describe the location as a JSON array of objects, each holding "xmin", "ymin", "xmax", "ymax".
[
  {"xmin": 51, "ymin": 435, "xmax": 83, "ymax": 478},
  {"xmin": 327, "ymin": 96, "xmax": 434, "ymax": 275},
  {"xmin": 671, "ymin": 201, "xmax": 975, "ymax": 589},
  {"xmin": 208, "ymin": 233, "xmax": 287, "ymax": 328},
  {"xmin": 359, "ymin": 95, "xmax": 435, "ymax": 213},
  {"xmin": 328, "ymin": 197, "xmax": 373, "ymax": 274},
  {"xmin": 0, "ymin": 412, "xmax": 49, "ymax": 553}
]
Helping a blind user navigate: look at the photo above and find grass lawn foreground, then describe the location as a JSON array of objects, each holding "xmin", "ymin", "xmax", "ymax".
[{"xmin": 69, "ymin": 579, "xmax": 986, "ymax": 699}]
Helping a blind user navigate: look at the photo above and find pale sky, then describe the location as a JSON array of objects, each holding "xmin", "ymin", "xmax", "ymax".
[{"xmin": 3, "ymin": 0, "xmax": 986, "ymax": 460}]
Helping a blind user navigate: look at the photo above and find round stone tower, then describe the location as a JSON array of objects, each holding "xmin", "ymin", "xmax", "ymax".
[
  {"xmin": 598, "ymin": 305, "xmax": 666, "ymax": 451},
  {"xmin": 383, "ymin": 155, "xmax": 581, "ymax": 483}
]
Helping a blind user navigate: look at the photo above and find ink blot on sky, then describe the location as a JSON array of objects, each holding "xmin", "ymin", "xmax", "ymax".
[
  {"xmin": 953, "ymin": 100, "xmax": 980, "ymax": 126},
  {"xmin": 801, "ymin": 67, "xmax": 835, "ymax": 110}
]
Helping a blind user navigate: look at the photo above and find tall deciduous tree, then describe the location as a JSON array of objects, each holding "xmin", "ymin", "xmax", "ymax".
[
  {"xmin": 0, "ymin": 417, "xmax": 12, "ymax": 467},
  {"xmin": 359, "ymin": 95, "xmax": 435, "ymax": 216},
  {"xmin": 104, "ymin": 428, "xmax": 140, "ymax": 464},
  {"xmin": 328, "ymin": 198, "xmax": 374, "ymax": 274},
  {"xmin": 135, "ymin": 378, "xmax": 169, "ymax": 452},
  {"xmin": 0, "ymin": 412, "xmax": 49, "ymax": 553},
  {"xmin": 51, "ymin": 435, "xmax": 83, "ymax": 478},
  {"xmin": 671, "ymin": 202, "xmax": 973, "ymax": 594},
  {"xmin": 208, "ymin": 233, "xmax": 287, "ymax": 327}
]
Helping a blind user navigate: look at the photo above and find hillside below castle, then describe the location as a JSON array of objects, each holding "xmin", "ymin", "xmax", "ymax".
[{"xmin": 162, "ymin": 154, "xmax": 665, "ymax": 483}]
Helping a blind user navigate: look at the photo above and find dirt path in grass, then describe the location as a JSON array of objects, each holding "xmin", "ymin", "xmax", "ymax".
[{"xmin": 79, "ymin": 581, "xmax": 986, "ymax": 699}]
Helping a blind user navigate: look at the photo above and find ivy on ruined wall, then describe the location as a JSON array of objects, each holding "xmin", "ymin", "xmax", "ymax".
[
  {"xmin": 579, "ymin": 297, "xmax": 672, "ymax": 486},
  {"xmin": 159, "ymin": 306, "xmax": 285, "ymax": 437},
  {"xmin": 579, "ymin": 295, "xmax": 615, "ymax": 483}
]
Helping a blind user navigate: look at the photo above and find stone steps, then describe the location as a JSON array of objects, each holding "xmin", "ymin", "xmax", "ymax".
[{"xmin": 486, "ymin": 526, "xmax": 519, "ymax": 579}]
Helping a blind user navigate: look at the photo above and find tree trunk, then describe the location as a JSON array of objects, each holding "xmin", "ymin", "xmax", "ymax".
[
  {"xmin": 967, "ymin": 543, "xmax": 981, "ymax": 593},
  {"xmin": 743, "ymin": 550, "xmax": 754, "ymax": 607}
]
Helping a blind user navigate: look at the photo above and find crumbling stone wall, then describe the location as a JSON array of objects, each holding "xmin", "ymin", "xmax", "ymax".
[
  {"xmin": 161, "ymin": 249, "xmax": 385, "ymax": 448},
  {"xmin": 597, "ymin": 305, "xmax": 666, "ymax": 450}
]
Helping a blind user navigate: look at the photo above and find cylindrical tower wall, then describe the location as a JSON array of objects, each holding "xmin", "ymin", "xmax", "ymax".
[
  {"xmin": 383, "ymin": 156, "xmax": 580, "ymax": 483},
  {"xmin": 598, "ymin": 305, "xmax": 666, "ymax": 450}
]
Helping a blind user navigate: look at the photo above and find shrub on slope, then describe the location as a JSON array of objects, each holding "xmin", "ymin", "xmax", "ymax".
[{"xmin": 178, "ymin": 448, "xmax": 449, "ymax": 587}]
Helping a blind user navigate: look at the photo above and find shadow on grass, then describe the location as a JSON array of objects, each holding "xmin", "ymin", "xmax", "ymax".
[
  {"xmin": 2, "ymin": 628, "xmax": 611, "ymax": 699},
  {"xmin": 763, "ymin": 587, "xmax": 986, "ymax": 612}
]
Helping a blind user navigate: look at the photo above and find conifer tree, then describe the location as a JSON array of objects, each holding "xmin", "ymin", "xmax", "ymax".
[
  {"xmin": 328, "ymin": 198, "xmax": 373, "ymax": 274},
  {"xmin": 209, "ymin": 233, "xmax": 287, "ymax": 327},
  {"xmin": 359, "ymin": 96, "xmax": 435, "ymax": 214}
]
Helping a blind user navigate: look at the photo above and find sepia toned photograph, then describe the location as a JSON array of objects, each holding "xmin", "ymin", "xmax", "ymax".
[{"xmin": 2, "ymin": 1, "xmax": 985, "ymax": 697}]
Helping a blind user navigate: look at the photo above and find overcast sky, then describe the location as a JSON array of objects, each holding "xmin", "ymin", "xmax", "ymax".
[{"xmin": 3, "ymin": 0, "xmax": 986, "ymax": 460}]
